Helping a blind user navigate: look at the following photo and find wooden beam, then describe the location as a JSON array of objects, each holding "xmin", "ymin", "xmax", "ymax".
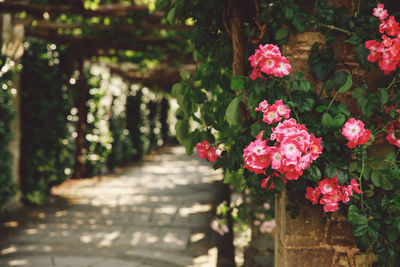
[
  {"xmin": 0, "ymin": 2, "xmax": 164, "ymax": 18},
  {"xmin": 18, "ymin": 19, "xmax": 192, "ymax": 33},
  {"xmin": 24, "ymin": 28, "xmax": 177, "ymax": 50}
]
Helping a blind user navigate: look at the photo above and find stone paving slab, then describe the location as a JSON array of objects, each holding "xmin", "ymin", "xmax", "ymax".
[{"xmin": 0, "ymin": 146, "xmax": 228, "ymax": 267}]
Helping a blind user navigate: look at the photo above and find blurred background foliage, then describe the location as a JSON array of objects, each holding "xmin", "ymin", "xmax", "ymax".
[{"xmin": 0, "ymin": 0, "xmax": 184, "ymax": 206}]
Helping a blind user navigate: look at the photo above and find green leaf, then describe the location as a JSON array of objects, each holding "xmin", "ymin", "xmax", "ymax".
[
  {"xmin": 180, "ymin": 70, "xmax": 191, "ymax": 80},
  {"xmin": 155, "ymin": 0, "xmax": 169, "ymax": 10},
  {"xmin": 300, "ymin": 80, "xmax": 311, "ymax": 92},
  {"xmin": 352, "ymin": 85, "xmax": 365, "ymax": 99},
  {"xmin": 322, "ymin": 112, "xmax": 333, "ymax": 128},
  {"xmin": 325, "ymin": 164, "xmax": 337, "ymax": 178},
  {"xmin": 250, "ymin": 122, "xmax": 262, "ymax": 137},
  {"xmin": 171, "ymin": 83, "xmax": 182, "ymax": 97},
  {"xmin": 337, "ymin": 171, "xmax": 348, "ymax": 185},
  {"xmin": 355, "ymin": 43, "xmax": 373, "ymax": 70},
  {"xmin": 175, "ymin": 120, "xmax": 189, "ymax": 143},
  {"xmin": 301, "ymin": 98, "xmax": 315, "ymax": 111},
  {"xmin": 355, "ymin": 234, "xmax": 372, "ymax": 252},
  {"xmin": 295, "ymin": 72, "xmax": 304, "ymax": 80},
  {"xmin": 337, "ymin": 73, "xmax": 352, "ymax": 94},
  {"xmin": 226, "ymin": 97, "xmax": 241, "ymax": 126},
  {"xmin": 353, "ymin": 224, "xmax": 368, "ymax": 237},
  {"xmin": 367, "ymin": 226, "xmax": 379, "ymax": 241},
  {"xmin": 316, "ymin": 105, "xmax": 328, "ymax": 112},
  {"xmin": 333, "ymin": 114, "xmax": 346, "ymax": 127},
  {"xmin": 370, "ymin": 170, "xmax": 392, "ymax": 190},
  {"xmin": 271, "ymin": 175, "xmax": 285, "ymax": 191},
  {"xmin": 224, "ymin": 170, "xmax": 245, "ymax": 190},
  {"xmin": 371, "ymin": 171, "xmax": 381, "ymax": 187},
  {"xmin": 275, "ymin": 28, "xmax": 288, "ymax": 41},
  {"xmin": 230, "ymin": 75, "xmax": 245, "ymax": 91},
  {"xmin": 332, "ymin": 71, "xmax": 347, "ymax": 87},
  {"xmin": 167, "ymin": 7, "xmax": 176, "ymax": 24},
  {"xmin": 363, "ymin": 166, "xmax": 371, "ymax": 181},
  {"xmin": 338, "ymin": 103, "xmax": 350, "ymax": 116},
  {"xmin": 379, "ymin": 88, "xmax": 389, "ymax": 105},
  {"xmin": 284, "ymin": 8, "xmax": 294, "ymax": 20},
  {"xmin": 349, "ymin": 161, "xmax": 358, "ymax": 172},
  {"xmin": 348, "ymin": 205, "xmax": 359, "ymax": 224},
  {"xmin": 307, "ymin": 165, "xmax": 321, "ymax": 182},
  {"xmin": 356, "ymin": 215, "xmax": 369, "ymax": 225}
]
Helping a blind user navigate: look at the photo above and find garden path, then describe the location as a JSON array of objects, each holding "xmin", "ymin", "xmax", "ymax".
[{"xmin": 0, "ymin": 146, "xmax": 229, "ymax": 267}]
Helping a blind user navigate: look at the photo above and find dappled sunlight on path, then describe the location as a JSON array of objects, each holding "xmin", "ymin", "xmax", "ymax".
[{"xmin": 0, "ymin": 146, "xmax": 228, "ymax": 267}]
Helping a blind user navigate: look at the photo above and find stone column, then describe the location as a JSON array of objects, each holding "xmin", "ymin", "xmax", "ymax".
[
  {"xmin": 275, "ymin": 190, "xmax": 376, "ymax": 266},
  {"xmin": 2, "ymin": 13, "xmax": 24, "ymax": 211},
  {"xmin": 275, "ymin": 0, "xmax": 378, "ymax": 264}
]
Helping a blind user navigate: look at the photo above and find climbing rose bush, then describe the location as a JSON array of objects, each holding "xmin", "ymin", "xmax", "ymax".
[{"xmin": 170, "ymin": 3, "xmax": 400, "ymax": 264}]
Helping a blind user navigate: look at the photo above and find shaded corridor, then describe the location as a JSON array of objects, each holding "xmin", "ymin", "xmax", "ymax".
[{"xmin": 0, "ymin": 146, "xmax": 229, "ymax": 267}]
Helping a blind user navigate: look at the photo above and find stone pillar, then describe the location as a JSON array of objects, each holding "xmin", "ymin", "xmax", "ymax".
[
  {"xmin": 275, "ymin": 0, "xmax": 378, "ymax": 263},
  {"xmin": 2, "ymin": 13, "xmax": 24, "ymax": 211},
  {"xmin": 275, "ymin": 190, "xmax": 377, "ymax": 266}
]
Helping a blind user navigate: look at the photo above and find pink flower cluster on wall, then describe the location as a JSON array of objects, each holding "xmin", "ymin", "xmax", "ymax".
[
  {"xmin": 306, "ymin": 177, "xmax": 361, "ymax": 212},
  {"xmin": 244, "ymin": 100, "xmax": 323, "ymax": 181},
  {"xmin": 248, "ymin": 44, "xmax": 291, "ymax": 80}
]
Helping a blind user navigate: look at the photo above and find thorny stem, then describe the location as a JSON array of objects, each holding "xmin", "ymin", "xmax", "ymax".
[
  {"xmin": 355, "ymin": 0, "xmax": 360, "ymax": 18},
  {"xmin": 327, "ymin": 90, "xmax": 339, "ymax": 111},
  {"xmin": 358, "ymin": 153, "xmax": 366, "ymax": 212},
  {"xmin": 386, "ymin": 75, "xmax": 397, "ymax": 91},
  {"xmin": 314, "ymin": 0, "xmax": 319, "ymax": 17},
  {"xmin": 373, "ymin": 122, "xmax": 392, "ymax": 136},
  {"xmin": 279, "ymin": 78, "xmax": 301, "ymax": 123},
  {"xmin": 288, "ymin": 91, "xmax": 301, "ymax": 122},
  {"xmin": 320, "ymin": 23, "xmax": 352, "ymax": 35}
]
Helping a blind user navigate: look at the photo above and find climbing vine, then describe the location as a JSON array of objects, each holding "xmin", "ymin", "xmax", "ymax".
[{"xmin": 162, "ymin": 0, "xmax": 400, "ymax": 265}]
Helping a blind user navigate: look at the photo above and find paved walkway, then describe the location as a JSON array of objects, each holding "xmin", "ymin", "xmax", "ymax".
[{"xmin": 0, "ymin": 146, "xmax": 230, "ymax": 267}]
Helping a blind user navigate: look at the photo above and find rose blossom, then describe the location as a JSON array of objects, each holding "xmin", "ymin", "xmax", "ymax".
[{"xmin": 342, "ymin": 118, "xmax": 371, "ymax": 148}]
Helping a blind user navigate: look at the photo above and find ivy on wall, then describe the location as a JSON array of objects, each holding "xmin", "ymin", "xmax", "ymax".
[{"xmin": 20, "ymin": 38, "xmax": 76, "ymax": 205}]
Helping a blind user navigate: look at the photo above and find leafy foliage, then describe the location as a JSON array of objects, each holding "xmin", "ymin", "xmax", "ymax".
[
  {"xmin": 162, "ymin": 0, "xmax": 400, "ymax": 264},
  {"xmin": 0, "ymin": 56, "xmax": 16, "ymax": 208}
]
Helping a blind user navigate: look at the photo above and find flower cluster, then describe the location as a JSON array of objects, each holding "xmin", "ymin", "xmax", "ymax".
[
  {"xmin": 255, "ymin": 99, "xmax": 291, "ymax": 124},
  {"xmin": 342, "ymin": 118, "xmax": 371, "ymax": 149},
  {"xmin": 196, "ymin": 140, "xmax": 217, "ymax": 162},
  {"xmin": 306, "ymin": 177, "xmax": 361, "ymax": 212},
  {"xmin": 244, "ymin": 101, "xmax": 323, "ymax": 181},
  {"xmin": 249, "ymin": 44, "xmax": 291, "ymax": 80},
  {"xmin": 366, "ymin": 4, "xmax": 400, "ymax": 74},
  {"xmin": 385, "ymin": 106, "xmax": 400, "ymax": 148}
]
